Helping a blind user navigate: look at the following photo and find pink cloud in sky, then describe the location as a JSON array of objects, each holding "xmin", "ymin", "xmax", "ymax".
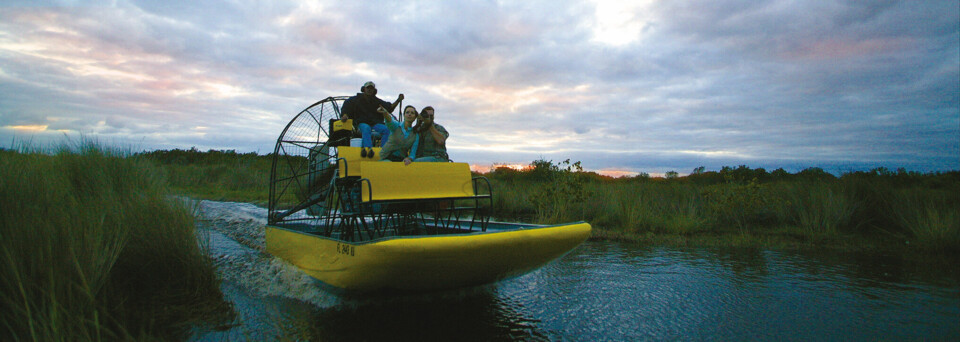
[{"xmin": 785, "ymin": 37, "xmax": 917, "ymax": 61}]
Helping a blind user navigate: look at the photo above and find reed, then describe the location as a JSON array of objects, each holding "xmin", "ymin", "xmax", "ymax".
[
  {"xmin": 483, "ymin": 163, "xmax": 958, "ymax": 252},
  {"xmin": 701, "ymin": 179, "xmax": 781, "ymax": 232},
  {"xmin": 0, "ymin": 143, "xmax": 230, "ymax": 341},
  {"xmin": 580, "ymin": 182, "xmax": 707, "ymax": 235},
  {"xmin": 487, "ymin": 178, "xmax": 537, "ymax": 221},
  {"xmin": 892, "ymin": 189, "xmax": 960, "ymax": 252},
  {"xmin": 142, "ymin": 148, "xmax": 272, "ymax": 205},
  {"xmin": 128, "ymin": 150, "xmax": 959, "ymax": 252},
  {"xmin": 771, "ymin": 182, "xmax": 858, "ymax": 236}
]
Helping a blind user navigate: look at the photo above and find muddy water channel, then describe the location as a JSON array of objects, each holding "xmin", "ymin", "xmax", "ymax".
[{"xmin": 190, "ymin": 200, "xmax": 959, "ymax": 341}]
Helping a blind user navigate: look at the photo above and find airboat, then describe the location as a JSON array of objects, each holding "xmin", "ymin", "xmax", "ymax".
[{"xmin": 266, "ymin": 96, "xmax": 591, "ymax": 293}]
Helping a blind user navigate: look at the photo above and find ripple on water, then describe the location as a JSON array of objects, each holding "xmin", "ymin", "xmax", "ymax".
[{"xmin": 192, "ymin": 200, "xmax": 960, "ymax": 341}]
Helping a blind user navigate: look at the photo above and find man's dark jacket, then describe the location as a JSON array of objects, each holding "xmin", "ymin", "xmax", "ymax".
[{"xmin": 341, "ymin": 93, "xmax": 391, "ymax": 126}]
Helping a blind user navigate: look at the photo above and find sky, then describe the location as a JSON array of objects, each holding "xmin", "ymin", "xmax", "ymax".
[{"xmin": 1, "ymin": 0, "xmax": 957, "ymax": 176}]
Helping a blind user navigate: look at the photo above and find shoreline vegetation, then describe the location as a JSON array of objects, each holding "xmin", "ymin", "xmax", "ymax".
[
  {"xmin": 1, "ymin": 144, "xmax": 232, "ymax": 341},
  {"xmin": 139, "ymin": 148, "xmax": 959, "ymax": 255},
  {"xmin": 497, "ymin": 160, "xmax": 959, "ymax": 254},
  {"xmin": 2, "ymin": 145, "xmax": 957, "ymax": 339}
]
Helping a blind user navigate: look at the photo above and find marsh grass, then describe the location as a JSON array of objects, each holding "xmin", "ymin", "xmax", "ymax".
[
  {"xmin": 487, "ymin": 179, "xmax": 537, "ymax": 221},
  {"xmin": 580, "ymin": 182, "xmax": 707, "ymax": 235},
  {"xmin": 141, "ymin": 148, "xmax": 272, "ymax": 205},
  {"xmin": 128, "ymin": 150, "xmax": 959, "ymax": 253},
  {"xmin": 772, "ymin": 182, "xmax": 858, "ymax": 237},
  {"xmin": 482, "ymin": 162, "xmax": 959, "ymax": 252},
  {"xmin": 892, "ymin": 189, "xmax": 960, "ymax": 252},
  {"xmin": 0, "ymin": 144, "xmax": 231, "ymax": 341}
]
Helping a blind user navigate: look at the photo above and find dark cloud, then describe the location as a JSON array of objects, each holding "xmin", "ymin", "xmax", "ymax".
[{"xmin": 0, "ymin": 0, "xmax": 956, "ymax": 173}]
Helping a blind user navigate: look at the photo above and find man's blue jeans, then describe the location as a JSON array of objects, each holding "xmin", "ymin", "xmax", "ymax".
[{"xmin": 358, "ymin": 123, "xmax": 390, "ymax": 147}]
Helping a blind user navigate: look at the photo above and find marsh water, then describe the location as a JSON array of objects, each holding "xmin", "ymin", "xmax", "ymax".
[{"xmin": 190, "ymin": 200, "xmax": 959, "ymax": 341}]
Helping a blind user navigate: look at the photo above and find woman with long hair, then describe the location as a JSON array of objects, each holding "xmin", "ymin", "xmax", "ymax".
[{"xmin": 377, "ymin": 105, "xmax": 420, "ymax": 165}]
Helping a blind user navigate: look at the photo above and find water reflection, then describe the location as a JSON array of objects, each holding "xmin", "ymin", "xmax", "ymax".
[
  {"xmin": 202, "ymin": 240, "xmax": 960, "ymax": 341},
  {"xmin": 194, "ymin": 201, "xmax": 960, "ymax": 341},
  {"xmin": 281, "ymin": 289, "xmax": 550, "ymax": 341},
  {"xmin": 193, "ymin": 229, "xmax": 550, "ymax": 341},
  {"xmin": 196, "ymin": 284, "xmax": 550, "ymax": 340},
  {"xmin": 518, "ymin": 241, "xmax": 960, "ymax": 341}
]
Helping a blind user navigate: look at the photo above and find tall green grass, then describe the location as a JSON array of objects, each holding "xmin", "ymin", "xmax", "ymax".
[
  {"xmin": 485, "ymin": 161, "xmax": 959, "ymax": 252},
  {"xmin": 578, "ymin": 182, "xmax": 706, "ymax": 235},
  {"xmin": 892, "ymin": 189, "xmax": 960, "ymax": 252},
  {"xmin": 772, "ymin": 182, "xmax": 857, "ymax": 236},
  {"xmin": 0, "ymin": 144, "xmax": 230, "ymax": 341},
  {"xmin": 125, "ymin": 150, "xmax": 960, "ymax": 252},
  {"xmin": 140, "ymin": 148, "xmax": 272, "ymax": 205}
]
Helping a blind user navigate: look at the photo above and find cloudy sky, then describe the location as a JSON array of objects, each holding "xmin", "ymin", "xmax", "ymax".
[{"xmin": 1, "ymin": 0, "xmax": 957, "ymax": 175}]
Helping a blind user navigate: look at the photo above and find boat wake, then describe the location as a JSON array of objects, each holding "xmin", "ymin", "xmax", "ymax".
[
  {"xmin": 197, "ymin": 200, "xmax": 266, "ymax": 251},
  {"xmin": 194, "ymin": 200, "xmax": 339, "ymax": 308}
]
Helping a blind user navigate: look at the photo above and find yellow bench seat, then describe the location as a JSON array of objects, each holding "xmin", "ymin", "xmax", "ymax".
[
  {"xmin": 357, "ymin": 161, "xmax": 480, "ymax": 202},
  {"xmin": 337, "ymin": 146, "xmax": 381, "ymax": 177}
]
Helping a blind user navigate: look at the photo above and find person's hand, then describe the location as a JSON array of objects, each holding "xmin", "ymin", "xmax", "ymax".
[
  {"xmin": 340, "ymin": 115, "xmax": 348, "ymax": 122},
  {"xmin": 397, "ymin": 93, "xmax": 404, "ymax": 101},
  {"xmin": 417, "ymin": 120, "xmax": 431, "ymax": 132},
  {"xmin": 403, "ymin": 157, "xmax": 413, "ymax": 165},
  {"xmin": 377, "ymin": 106, "xmax": 388, "ymax": 114}
]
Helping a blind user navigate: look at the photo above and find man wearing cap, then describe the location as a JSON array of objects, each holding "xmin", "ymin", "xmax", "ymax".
[{"xmin": 340, "ymin": 81, "xmax": 404, "ymax": 149}]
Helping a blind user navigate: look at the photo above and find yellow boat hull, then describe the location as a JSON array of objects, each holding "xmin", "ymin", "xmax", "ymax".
[{"xmin": 266, "ymin": 222, "xmax": 591, "ymax": 292}]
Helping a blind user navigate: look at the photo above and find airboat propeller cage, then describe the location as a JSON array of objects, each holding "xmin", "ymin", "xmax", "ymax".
[
  {"xmin": 268, "ymin": 96, "xmax": 349, "ymax": 224},
  {"xmin": 268, "ymin": 96, "xmax": 493, "ymax": 240}
]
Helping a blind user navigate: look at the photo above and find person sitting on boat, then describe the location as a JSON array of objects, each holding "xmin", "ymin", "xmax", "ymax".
[
  {"xmin": 413, "ymin": 106, "xmax": 449, "ymax": 162},
  {"xmin": 377, "ymin": 105, "xmax": 420, "ymax": 165},
  {"xmin": 340, "ymin": 81, "xmax": 403, "ymax": 149}
]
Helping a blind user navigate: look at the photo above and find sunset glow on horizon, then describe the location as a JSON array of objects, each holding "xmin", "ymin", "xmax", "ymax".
[{"xmin": 1, "ymin": 1, "xmax": 956, "ymax": 174}]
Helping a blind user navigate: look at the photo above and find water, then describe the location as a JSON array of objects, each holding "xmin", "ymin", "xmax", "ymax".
[{"xmin": 191, "ymin": 200, "xmax": 960, "ymax": 341}]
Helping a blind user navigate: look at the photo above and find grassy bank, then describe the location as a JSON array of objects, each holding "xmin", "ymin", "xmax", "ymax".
[
  {"xmin": 140, "ymin": 148, "xmax": 272, "ymax": 205},
  {"xmin": 0, "ymin": 145, "xmax": 231, "ymax": 341},
  {"xmin": 138, "ymin": 149, "xmax": 958, "ymax": 253},
  {"xmin": 486, "ymin": 161, "xmax": 960, "ymax": 254}
]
